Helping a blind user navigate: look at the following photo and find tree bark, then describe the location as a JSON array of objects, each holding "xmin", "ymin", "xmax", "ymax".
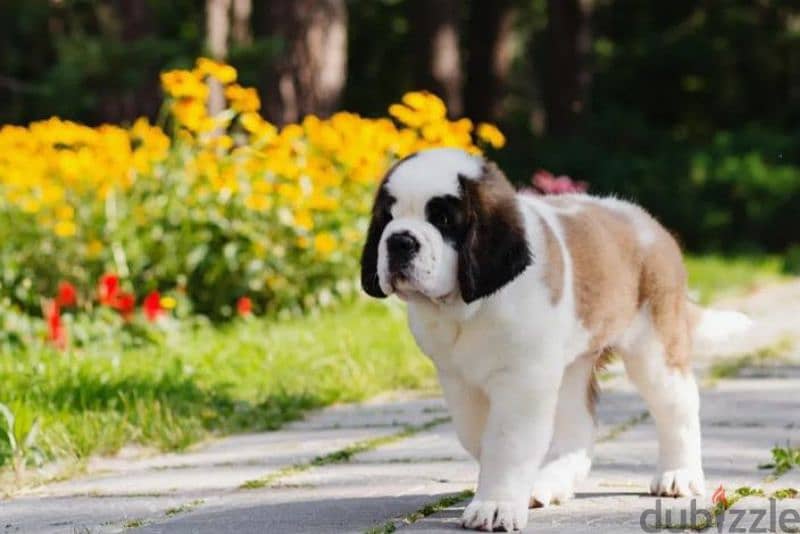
[
  {"xmin": 260, "ymin": 0, "xmax": 348, "ymax": 124},
  {"xmin": 464, "ymin": 0, "xmax": 515, "ymax": 123},
  {"xmin": 542, "ymin": 0, "xmax": 593, "ymax": 136},
  {"xmin": 231, "ymin": 0, "xmax": 252, "ymax": 45},
  {"xmin": 206, "ymin": 0, "xmax": 232, "ymax": 115},
  {"xmin": 408, "ymin": 0, "xmax": 463, "ymax": 117}
]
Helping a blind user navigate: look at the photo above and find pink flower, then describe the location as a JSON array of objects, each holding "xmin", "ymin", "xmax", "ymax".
[{"xmin": 527, "ymin": 170, "xmax": 589, "ymax": 195}]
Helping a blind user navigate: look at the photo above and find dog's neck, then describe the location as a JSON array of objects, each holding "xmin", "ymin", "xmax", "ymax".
[{"xmin": 405, "ymin": 291, "xmax": 483, "ymax": 323}]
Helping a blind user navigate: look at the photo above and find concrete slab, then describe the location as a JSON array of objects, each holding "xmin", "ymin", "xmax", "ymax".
[{"xmin": 32, "ymin": 426, "xmax": 400, "ymax": 498}]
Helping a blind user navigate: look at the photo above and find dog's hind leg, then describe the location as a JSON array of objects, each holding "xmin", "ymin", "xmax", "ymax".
[
  {"xmin": 619, "ymin": 305, "xmax": 706, "ymax": 497},
  {"xmin": 529, "ymin": 353, "xmax": 597, "ymax": 507}
]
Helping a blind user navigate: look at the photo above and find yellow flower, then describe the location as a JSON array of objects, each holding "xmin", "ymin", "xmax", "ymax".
[
  {"xmin": 225, "ymin": 84, "xmax": 260, "ymax": 113},
  {"xmin": 160, "ymin": 296, "xmax": 177, "ymax": 309},
  {"xmin": 21, "ymin": 198, "xmax": 40, "ymax": 213},
  {"xmin": 402, "ymin": 91, "xmax": 447, "ymax": 121},
  {"xmin": 55, "ymin": 205, "xmax": 74, "ymax": 220},
  {"xmin": 308, "ymin": 193, "xmax": 338, "ymax": 211},
  {"xmin": 208, "ymin": 134, "xmax": 234, "ymax": 151},
  {"xmin": 313, "ymin": 232, "xmax": 337, "ymax": 256},
  {"xmin": 389, "ymin": 103, "xmax": 425, "ymax": 128},
  {"xmin": 277, "ymin": 183, "xmax": 301, "ymax": 202},
  {"xmin": 244, "ymin": 194, "xmax": 272, "ymax": 211},
  {"xmin": 239, "ymin": 112, "xmax": 277, "ymax": 141},
  {"xmin": 86, "ymin": 240, "xmax": 104, "ymax": 257},
  {"xmin": 195, "ymin": 57, "xmax": 237, "ymax": 84},
  {"xmin": 476, "ymin": 123, "xmax": 506, "ymax": 149},
  {"xmin": 172, "ymin": 98, "xmax": 209, "ymax": 132},
  {"xmin": 54, "ymin": 220, "xmax": 77, "ymax": 237},
  {"xmin": 294, "ymin": 209, "xmax": 314, "ymax": 231},
  {"xmin": 161, "ymin": 69, "xmax": 209, "ymax": 100}
]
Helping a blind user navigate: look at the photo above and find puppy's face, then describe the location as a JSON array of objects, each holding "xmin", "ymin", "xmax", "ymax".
[{"xmin": 361, "ymin": 148, "xmax": 531, "ymax": 304}]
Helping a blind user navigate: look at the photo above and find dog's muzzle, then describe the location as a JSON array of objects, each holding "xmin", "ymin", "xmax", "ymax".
[{"xmin": 386, "ymin": 231, "xmax": 420, "ymax": 281}]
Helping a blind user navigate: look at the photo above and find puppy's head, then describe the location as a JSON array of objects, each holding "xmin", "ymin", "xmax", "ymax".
[{"xmin": 360, "ymin": 148, "xmax": 531, "ymax": 303}]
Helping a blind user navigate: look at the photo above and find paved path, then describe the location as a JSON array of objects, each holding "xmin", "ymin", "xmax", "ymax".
[{"xmin": 3, "ymin": 282, "xmax": 800, "ymax": 533}]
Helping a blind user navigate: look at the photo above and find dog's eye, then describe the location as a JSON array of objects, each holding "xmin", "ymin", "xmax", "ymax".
[
  {"xmin": 426, "ymin": 196, "xmax": 461, "ymax": 231},
  {"xmin": 432, "ymin": 211, "xmax": 451, "ymax": 227}
]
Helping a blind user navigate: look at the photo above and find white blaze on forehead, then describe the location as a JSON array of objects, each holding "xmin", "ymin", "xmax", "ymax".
[{"xmin": 385, "ymin": 148, "xmax": 483, "ymax": 216}]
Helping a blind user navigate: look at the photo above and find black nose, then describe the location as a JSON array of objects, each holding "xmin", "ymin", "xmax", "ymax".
[{"xmin": 387, "ymin": 231, "xmax": 420, "ymax": 269}]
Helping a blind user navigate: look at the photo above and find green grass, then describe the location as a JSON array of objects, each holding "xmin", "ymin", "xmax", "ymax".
[
  {"xmin": 164, "ymin": 499, "xmax": 204, "ymax": 517},
  {"xmin": 365, "ymin": 489, "xmax": 475, "ymax": 534},
  {"xmin": 706, "ymin": 337, "xmax": 794, "ymax": 381},
  {"xmin": 759, "ymin": 445, "xmax": 800, "ymax": 477},
  {"xmin": 0, "ymin": 299, "xmax": 435, "ymax": 489},
  {"xmin": 772, "ymin": 488, "xmax": 799, "ymax": 500},
  {"xmin": 684, "ymin": 254, "xmax": 789, "ymax": 304}
]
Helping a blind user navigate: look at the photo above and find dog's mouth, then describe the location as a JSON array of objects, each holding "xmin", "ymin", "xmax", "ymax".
[{"xmin": 390, "ymin": 272, "xmax": 418, "ymax": 300}]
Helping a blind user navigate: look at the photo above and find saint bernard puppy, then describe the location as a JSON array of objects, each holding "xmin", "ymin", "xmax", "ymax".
[{"xmin": 360, "ymin": 148, "xmax": 751, "ymax": 531}]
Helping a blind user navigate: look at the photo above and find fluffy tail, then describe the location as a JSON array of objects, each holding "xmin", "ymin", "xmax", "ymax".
[{"xmin": 690, "ymin": 302, "xmax": 753, "ymax": 351}]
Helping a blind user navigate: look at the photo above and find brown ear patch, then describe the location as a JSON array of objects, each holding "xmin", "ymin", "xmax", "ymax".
[{"xmin": 457, "ymin": 163, "xmax": 531, "ymax": 302}]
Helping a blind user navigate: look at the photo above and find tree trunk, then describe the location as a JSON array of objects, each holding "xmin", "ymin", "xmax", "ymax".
[
  {"xmin": 260, "ymin": 0, "xmax": 348, "ymax": 124},
  {"xmin": 98, "ymin": 0, "xmax": 160, "ymax": 122},
  {"xmin": 231, "ymin": 0, "xmax": 252, "ymax": 45},
  {"xmin": 464, "ymin": 0, "xmax": 515, "ymax": 123},
  {"xmin": 206, "ymin": 0, "xmax": 232, "ymax": 115},
  {"xmin": 408, "ymin": 0, "xmax": 463, "ymax": 117},
  {"xmin": 542, "ymin": 0, "xmax": 593, "ymax": 136}
]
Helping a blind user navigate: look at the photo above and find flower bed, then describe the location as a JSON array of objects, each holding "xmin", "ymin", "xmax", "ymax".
[{"xmin": 0, "ymin": 58, "xmax": 504, "ymax": 347}]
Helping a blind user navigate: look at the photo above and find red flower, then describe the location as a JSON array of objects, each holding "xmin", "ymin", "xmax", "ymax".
[
  {"xmin": 237, "ymin": 296, "xmax": 252, "ymax": 316},
  {"xmin": 56, "ymin": 281, "xmax": 77, "ymax": 307},
  {"xmin": 114, "ymin": 292, "xmax": 136, "ymax": 319},
  {"xmin": 97, "ymin": 274, "xmax": 136, "ymax": 319},
  {"xmin": 143, "ymin": 291, "xmax": 164, "ymax": 322},
  {"xmin": 98, "ymin": 274, "xmax": 120, "ymax": 306},
  {"xmin": 712, "ymin": 484, "xmax": 727, "ymax": 508},
  {"xmin": 44, "ymin": 300, "xmax": 67, "ymax": 349}
]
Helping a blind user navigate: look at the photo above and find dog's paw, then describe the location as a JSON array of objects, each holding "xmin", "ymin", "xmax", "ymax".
[
  {"xmin": 530, "ymin": 469, "xmax": 574, "ymax": 508},
  {"xmin": 461, "ymin": 498, "xmax": 528, "ymax": 531},
  {"xmin": 650, "ymin": 467, "xmax": 706, "ymax": 497},
  {"xmin": 529, "ymin": 452, "xmax": 591, "ymax": 507}
]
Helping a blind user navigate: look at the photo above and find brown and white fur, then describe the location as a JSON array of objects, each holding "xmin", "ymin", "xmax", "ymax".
[{"xmin": 360, "ymin": 148, "xmax": 751, "ymax": 532}]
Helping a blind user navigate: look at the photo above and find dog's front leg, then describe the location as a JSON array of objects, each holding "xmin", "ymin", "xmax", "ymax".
[{"xmin": 461, "ymin": 365, "xmax": 562, "ymax": 532}]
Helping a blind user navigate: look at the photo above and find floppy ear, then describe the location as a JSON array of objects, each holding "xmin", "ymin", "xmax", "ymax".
[
  {"xmin": 360, "ymin": 187, "xmax": 393, "ymax": 298},
  {"xmin": 458, "ymin": 163, "xmax": 532, "ymax": 303},
  {"xmin": 360, "ymin": 154, "xmax": 417, "ymax": 298}
]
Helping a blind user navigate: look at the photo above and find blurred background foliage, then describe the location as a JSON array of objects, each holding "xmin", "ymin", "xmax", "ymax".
[{"xmin": 1, "ymin": 0, "xmax": 798, "ymax": 252}]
